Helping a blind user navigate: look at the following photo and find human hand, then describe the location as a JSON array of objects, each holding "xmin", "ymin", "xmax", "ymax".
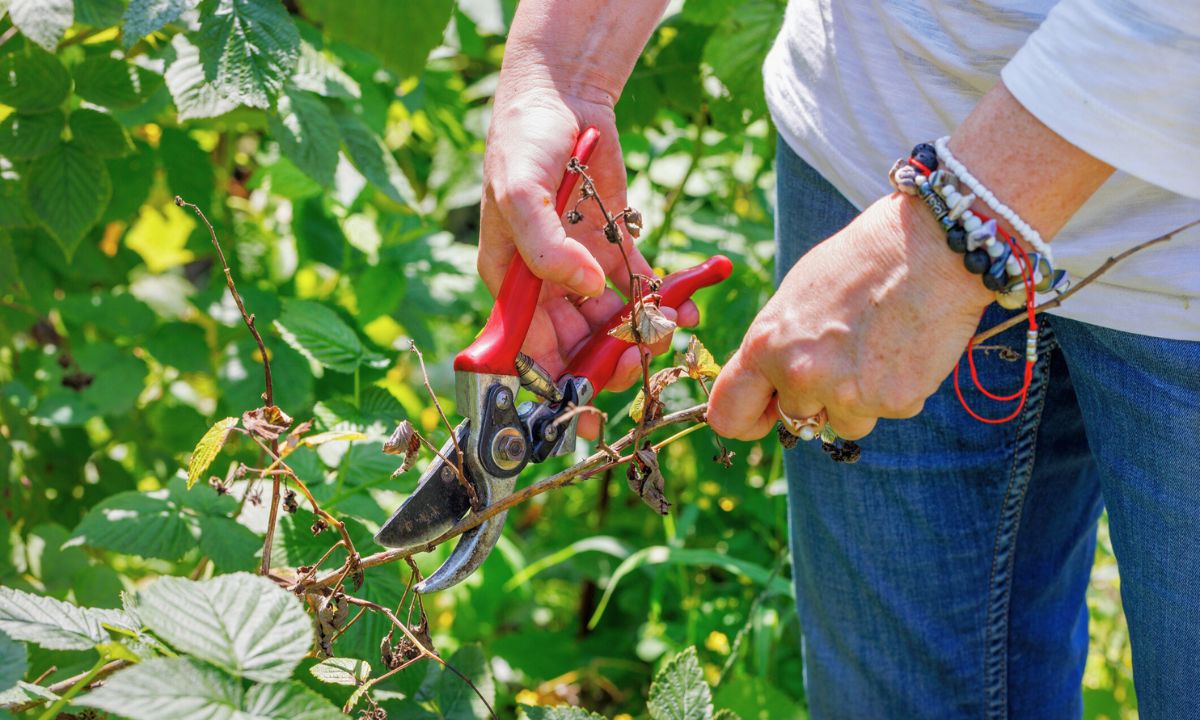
[
  {"xmin": 707, "ymin": 193, "xmax": 995, "ymax": 441},
  {"xmin": 478, "ymin": 80, "xmax": 698, "ymax": 425}
]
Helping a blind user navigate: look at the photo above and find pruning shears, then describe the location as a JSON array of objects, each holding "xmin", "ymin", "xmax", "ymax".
[{"xmin": 374, "ymin": 127, "xmax": 733, "ymax": 593}]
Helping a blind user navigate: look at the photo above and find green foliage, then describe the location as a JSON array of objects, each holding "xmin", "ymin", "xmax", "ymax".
[{"xmin": 0, "ymin": 1, "xmax": 1134, "ymax": 717}]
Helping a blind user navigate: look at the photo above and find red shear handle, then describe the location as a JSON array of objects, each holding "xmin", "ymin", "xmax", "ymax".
[
  {"xmin": 454, "ymin": 127, "xmax": 603, "ymax": 375},
  {"xmin": 565, "ymin": 255, "xmax": 734, "ymax": 392}
]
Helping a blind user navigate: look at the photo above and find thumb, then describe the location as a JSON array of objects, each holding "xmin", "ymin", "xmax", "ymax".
[{"xmin": 499, "ymin": 181, "xmax": 606, "ymax": 298}]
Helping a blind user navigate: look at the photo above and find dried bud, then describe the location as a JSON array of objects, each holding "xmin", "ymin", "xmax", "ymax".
[
  {"xmin": 311, "ymin": 518, "xmax": 328, "ymax": 535},
  {"xmin": 623, "ymin": 207, "xmax": 643, "ymax": 238},
  {"xmin": 566, "ymin": 209, "xmax": 583, "ymax": 224},
  {"xmin": 384, "ymin": 420, "xmax": 422, "ymax": 475},
  {"xmin": 61, "ymin": 371, "xmax": 94, "ymax": 391},
  {"xmin": 603, "ymin": 222, "xmax": 623, "ymax": 245},
  {"xmin": 283, "ymin": 490, "xmax": 299, "ymax": 514},
  {"xmin": 713, "ymin": 447, "xmax": 736, "ymax": 468}
]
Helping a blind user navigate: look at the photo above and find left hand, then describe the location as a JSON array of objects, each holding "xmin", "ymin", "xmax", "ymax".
[{"xmin": 707, "ymin": 193, "xmax": 995, "ymax": 441}]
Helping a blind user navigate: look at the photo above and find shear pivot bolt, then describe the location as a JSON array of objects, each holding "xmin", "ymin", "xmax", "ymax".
[
  {"xmin": 490, "ymin": 427, "xmax": 526, "ymax": 471},
  {"xmin": 494, "ymin": 389, "xmax": 512, "ymax": 410}
]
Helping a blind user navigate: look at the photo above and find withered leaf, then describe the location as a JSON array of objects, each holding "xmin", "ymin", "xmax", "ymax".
[
  {"xmin": 626, "ymin": 443, "xmax": 670, "ymax": 515},
  {"xmin": 242, "ymin": 405, "xmax": 293, "ymax": 442},
  {"xmin": 630, "ymin": 365, "xmax": 686, "ymax": 423},
  {"xmin": 609, "ymin": 301, "xmax": 676, "ymax": 345},
  {"xmin": 713, "ymin": 446, "xmax": 737, "ymax": 468},
  {"xmin": 384, "ymin": 420, "xmax": 422, "ymax": 475},
  {"xmin": 680, "ymin": 335, "xmax": 721, "ymax": 380},
  {"xmin": 284, "ymin": 419, "xmax": 314, "ymax": 450}
]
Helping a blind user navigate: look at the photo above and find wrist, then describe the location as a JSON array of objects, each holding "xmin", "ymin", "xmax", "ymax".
[
  {"xmin": 497, "ymin": 47, "xmax": 621, "ymax": 110},
  {"xmin": 883, "ymin": 193, "xmax": 997, "ymax": 312}
]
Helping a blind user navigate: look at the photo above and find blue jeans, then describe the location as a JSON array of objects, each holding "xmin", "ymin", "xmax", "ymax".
[{"xmin": 776, "ymin": 140, "xmax": 1200, "ymax": 719}]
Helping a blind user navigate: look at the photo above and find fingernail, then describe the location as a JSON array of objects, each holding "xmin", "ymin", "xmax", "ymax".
[{"xmin": 570, "ymin": 266, "xmax": 603, "ymax": 297}]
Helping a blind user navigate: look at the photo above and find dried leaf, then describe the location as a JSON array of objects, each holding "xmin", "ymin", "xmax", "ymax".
[
  {"xmin": 384, "ymin": 420, "xmax": 422, "ymax": 474},
  {"xmin": 630, "ymin": 366, "xmax": 686, "ymax": 423},
  {"xmin": 609, "ymin": 301, "xmax": 676, "ymax": 345},
  {"xmin": 623, "ymin": 207, "xmax": 643, "ymax": 238},
  {"xmin": 284, "ymin": 419, "xmax": 315, "ymax": 449},
  {"xmin": 680, "ymin": 336, "xmax": 721, "ymax": 380},
  {"xmin": 626, "ymin": 443, "xmax": 670, "ymax": 515},
  {"xmin": 242, "ymin": 405, "xmax": 293, "ymax": 442}
]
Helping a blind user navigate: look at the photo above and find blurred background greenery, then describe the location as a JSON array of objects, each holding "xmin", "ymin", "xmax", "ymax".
[{"xmin": 0, "ymin": 0, "xmax": 1135, "ymax": 717}]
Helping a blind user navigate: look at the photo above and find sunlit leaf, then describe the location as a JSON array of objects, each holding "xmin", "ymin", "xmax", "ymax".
[
  {"xmin": 187, "ymin": 416, "xmax": 238, "ymax": 489},
  {"xmin": 310, "ymin": 657, "xmax": 370, "ymax": 686},
  {"xmin": 136, "ymin": 573, "xmax": 315, "ymax": 682},
  {"xmin": 164, "ymin": 33, "xmax": 240, "ymax": 120},
  {"xmin": 196, "ymin": 0, "xmax": 300, "ymax": 108},
  {"xmin": 0, "ymin": 586, "xmax": 106, "ymax": 650},
  {"xmin": 269, "ymin": 87, "xmax": 339, "ymax": 186},
  {"xmin": 73, "ymin": 56, "xmax": 165, "ymax": 110},
  {"xmin": 7, "ymin": 0, "xmax": 73, "ymax": 51},
  {"xmin": 274, "ymin": 298, "xmax": 383, "ymax": 375},
  {"xmin": 124, "ymin": 0, "xmax": 196, "ymax": 48},
  {"xmin": 647, "ymin": 647, "xmax": 713, "ymax": 720}
]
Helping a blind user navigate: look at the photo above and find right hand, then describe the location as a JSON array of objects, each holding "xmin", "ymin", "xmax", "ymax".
[{"xmin": 478, "ymin": 82, "xmax": 699, "ymax": 414}]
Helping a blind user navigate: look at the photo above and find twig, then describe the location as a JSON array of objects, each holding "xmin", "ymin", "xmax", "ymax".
[
  {"xmin": 176, "ymin": 196, "xmax": 274, "ymax": 406},
  {"xmin": 341, "ymin": 596, "xmax": 499, "ymax": 719},
  {"xmin": 972, "ymin": 219, "xmax": 1198, "ymax": 344},
  {"xmin": 10, "ymin": 660, "xmax": 132, "ymax": 714},
  {"xmin": 291, "ymin": 404, "xmax": 709, "ymax": 589},
  {"xmin": 409, "ymin": 341, "xmax": 475, "ymax": 509}
]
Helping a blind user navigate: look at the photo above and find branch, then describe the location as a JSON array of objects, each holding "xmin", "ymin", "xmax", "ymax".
[
  {"xmin": 176, "ymin": 196, "xmax": 274, "ymax": 406},
  {"xmin": 288, "ymin": 404, "xmax": 708, "ymax": 590},
  {"xmin": 9, "ymin": 660, "xmax": 132, "ymax": 714},
  {"xmin": 972, "ymin": 218, "xmax": 1198, "ymax": 345}
]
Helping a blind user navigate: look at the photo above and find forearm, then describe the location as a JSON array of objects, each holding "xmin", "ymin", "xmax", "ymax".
[
  {"xmin": 947, "ymin": 81, "xmax": 1114, "ymax": 244},
  {"xmin": 499, "ymin": 0, "xmax": 671, "ymax": 106}
]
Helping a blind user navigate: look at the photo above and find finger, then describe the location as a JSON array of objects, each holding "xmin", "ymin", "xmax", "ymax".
[
  {"xmin": 577, "ymin": 412, "xmax": 600, "ymax": 441},
  {"xmin": 604, "ymin": 345, "xmax": 645, "ymax": 393},
  {"xmin": 543, "ymin": 295, "xmax": 595, "ymax": 362},
  {"xmin": 596, "ymin": 242, "xmax": 655, "ymax": 298},
  {"xmin": 776, "ymin": 396, "xmax": 825, "ymax": 431},
  {"xmin": 675, "ymin": 300, "xmax": 699, "ymax": 328},
  {"xmin": 707, "ymin": 349, "xmax": 777, "ymax": 440},
  {"xmin": 576, "ymin": 288, "xmax": 629, "ymax": 329},
  {"xmin": 824, "ymin": 410, "xmax": 877, "ymax": 441},
  {"xmin": 500, "ymin": 180, "xmax": 606, "ymax": 297}
]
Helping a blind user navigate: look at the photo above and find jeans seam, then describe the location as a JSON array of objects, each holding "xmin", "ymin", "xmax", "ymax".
[{"xmin": 982, "ymin": 330, "xmax": 1055, "ymax": 719}]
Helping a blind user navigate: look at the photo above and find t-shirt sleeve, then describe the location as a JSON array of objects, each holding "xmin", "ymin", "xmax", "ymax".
[{"xmin": 1000, "ymin": 0, "xmax": 1200, "ymax": 199}]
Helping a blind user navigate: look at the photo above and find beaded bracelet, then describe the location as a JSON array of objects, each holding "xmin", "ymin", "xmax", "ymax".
[
  {"xmin": 888, "ymin": 142, "xmax": 1064, "ymax": 425},
  {"xmin": 887, "ymin": 143, "xmax": 1068, "ymax": 308},
  {"xmin": 933, "ymin": 137, "xmax": 1053, "ymax": 264}
]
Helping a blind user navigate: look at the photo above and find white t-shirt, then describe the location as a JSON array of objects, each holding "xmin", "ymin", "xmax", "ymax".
[{"xmin": 763, "ymin": 0, "xmax": 1200, "ymax": 341}]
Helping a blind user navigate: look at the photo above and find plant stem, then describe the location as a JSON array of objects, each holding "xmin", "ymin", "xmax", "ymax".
[
  {"xmin": 34, "ymin": 656, "xmax": 108, "ymax": 720},
  {"xmin": 972, "ymin": 218, "xmax": 1198, "ymax": 344},
  {"xmin": 291, "ymin": 403, "xmax": 709, "ymax": 590},
  {"xmin": 176, "ymin": 196, "xmax": 274, "ymax": 406}
]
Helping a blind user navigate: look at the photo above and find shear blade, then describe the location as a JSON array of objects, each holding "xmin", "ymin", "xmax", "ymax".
[
  {"xmin": 374, "ymin": 420, "xmax": 473, "ymax": 550},
  {"xmin": 415, "ymin": 474, "xmax": 515, "ymax": 594}
]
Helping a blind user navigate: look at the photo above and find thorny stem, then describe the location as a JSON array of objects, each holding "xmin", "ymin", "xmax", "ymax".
[
  {"xmin": 289, "ymin": 404, "xmax": 709, "ymax": 590},
  {"xmin": 341, "ymin": 595, "xmax": 498, "ymax": 720},
  {"xmin": 971, "ymin": 218, "xmax": 1198, "ymax": 345},
  {"xmin": 176, "ymin": 197, "xmax": 273, "ymax": 406},
  {"xmin": 409, "ymin": 341, "xmax": 477, "ymax": 510}
]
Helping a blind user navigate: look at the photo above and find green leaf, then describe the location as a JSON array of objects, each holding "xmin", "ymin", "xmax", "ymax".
[
  {"xmin": 103, "ymin": 139, "xmax": 157, "ymax": 221},
  {"xmin": 24, "ymin": 142, "xmax": 112, "ymax": 259},
  {"xmin": 165, "ymin": 33, "xmax": 240, "ymax": 120},
  {"xmin": 8, "ymin": 0, "xmax": 73, "ymax": 51},
  {"xmin": 589, "ymin": 547, "xmax": 792, "ymax": 629},
  {"xmin": 68, "ymin": 109, "xmax": 133, "ymax": 158},
  {"xmin": 73, "ymin": 56, "xmax": 165, "ymax": 110},
  {"xmin": 702, "ymin": 0, "xmax": 783, "ymax": 120},
  {"xmin": 522, "ymin": 706, "xmax": 609, "ymax": 720},
  {"xmin": 274, "ymin": 298, "xmax": 380, "ymax": 375},
  {"xmin": 67, "ymin": 488, "xmax": 197, "ymax": 560},
  {"xmin": 648, "ymin": 647, "xmax": 713, "ymax": 720},
  {"xmin": 713, "ymin": 677, "xmax": 799, "ymax": 720},
  {"xmin": 0, "ymin": 110, "xmax": 64, "ymax": 160},
  {"xmin": 197, "ymin": 515, "xmax": 261, "ymax": 572},
  {"xmin": 159, "ymin": 126, "xmax": 214, "ymax": 210},
  {"xmin": 242, "ymin": 681, "xmax": 345, "ymax": 719},
  {"xmin": 291, "ymin": 40, "xmax": 359, "ymax": 99},
  {"xmin": 298, "ymin": 0, "xmax": 453, "ymax": 79},
  {"xmin": 269, "ymin": 88, "xmax": 338, "ymax": 186},
  {"xmin": 0, "ymin": 629, "xmax": 27, "ymax": 693},
  {"xmin": 75, "ymin": 0, "xmax": 125, "ymax": 26},
  {"xmin": 124, "ymin": 0, "xmax": 195, "ymax": 47},
  {"xmin": 187, "ymin": 416, "xmax": 238, "ymax": 489},
  {"xmin": 334, "ymin": 108, "xmax": 417, "ymax": 207},
  {"xmin": 136, "ymin": 573, "xmax": 314, "ymax": 682},
  {"xmin": 681, "ymin": 0, "xmax": 740, "ymax": 25},
  {"xmin": 0, "ymin": 45, "xmax": 71, "ymax": 111},
  {"xmin": 436, "ymin": 644, "xmax": 495, "ymax": 720},
  {"xmin": 196, "ymin": 0, "xmax": 301, "ymax": 108},
  {"xmin": 0, "ymin": 586, "xmax": 107, "ymax": 650},
  {"xmin": 310, "ymin": 657, "xmax": 370, "ymax": 686},
  {"xmin": 0, "ymin": 681, "xmax": 59, "ymax": 708},
  {"xmin": 79, "ymin": 658, "xmax": 239, "ymax": 718}
]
